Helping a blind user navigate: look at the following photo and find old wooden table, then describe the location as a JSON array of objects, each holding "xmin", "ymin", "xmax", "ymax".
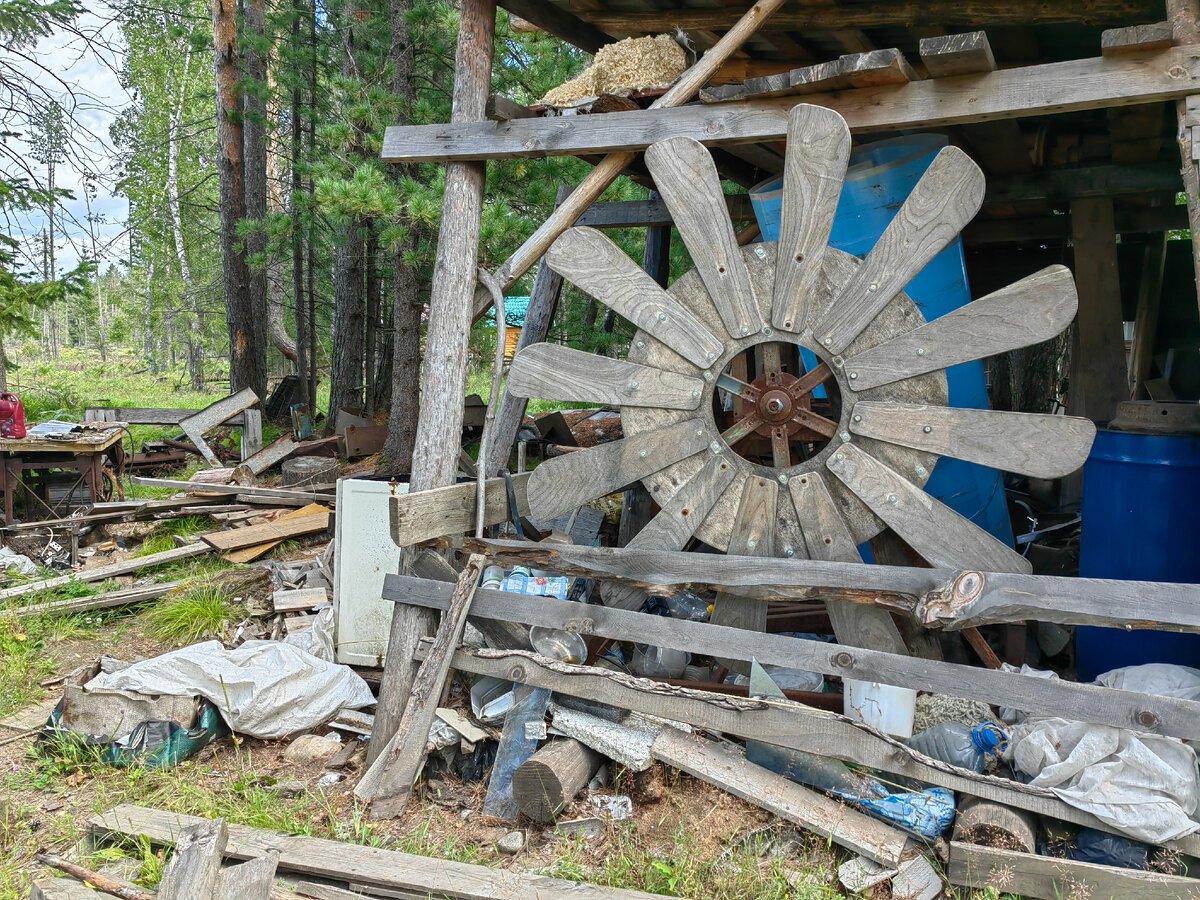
[{"xmin": 0, "ymin": 425, "xmax": 127, "ymax": 524}]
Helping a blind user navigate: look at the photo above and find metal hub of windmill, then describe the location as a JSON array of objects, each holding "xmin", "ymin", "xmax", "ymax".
[{"xmin": 507, "ymin": 103, "xmax": 1096, "ymax": 586}]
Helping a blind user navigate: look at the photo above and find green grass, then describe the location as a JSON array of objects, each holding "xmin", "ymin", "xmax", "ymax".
[{"xmin": 143, "ymin": 583, "xmax": 240, "ymax": 645}]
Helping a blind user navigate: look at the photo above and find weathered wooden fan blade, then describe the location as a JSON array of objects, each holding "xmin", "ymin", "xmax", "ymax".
[
  {"xmin": 850, "ymin": 401, "xmax": 1097, "ymax": 479},
  {"xmin": 787, "ymin": 471, "xmax": 910, "ymax": 656},
  {"xmin": 772, "ymin": 105, "xmax": 851, "ymax": 334},
  {"xmin": 509, "ymin": 343, "xmax": 705, "ymax": 411},
  {"xmin": 645, "ymin": 136, "xmax": 764, "ymax": 339},
  {"xmin": 711, "ymin": 475, "xmax": 778, "ymax": 673},
  {"xmin": 545, "ymin": 227, "xmax": 724, "ymax": 369},
  {"xmin": 602, "ymin": 455, "xmax": 737, "ymax": 610},
  {"xmin": 812, "ymin": 147, "xmax": 984, "ymax": 354},
  {"xmin": 827, "ymin": 443, "xmax": 1031, "ymax": 574},
  {"xmin": 843, "ymin": 265, "xmax": 1078, "ymax": 392},
  {"xmin": 528, "ymin": 418, "xmax": 710, "ymax": 521}
]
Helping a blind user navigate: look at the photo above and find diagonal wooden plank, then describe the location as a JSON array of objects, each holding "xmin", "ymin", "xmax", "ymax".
[
  {"xmin": 842, "ymin": 265, "xmax": 1077, "ymax": 392},
  {"xmin": 826, "ymin": 444, "xmax": 1030, "ymax": 574},
  {"xmin": 179, "ymin": 388, "xmax": 259, "ymax": 468},
  {"xmin": 849, "ymin": 402, "xmax": 1096, "ymax": 479},
  {"xmin": 545, "ymin": 227, "xmax": 724, "ymax": 368},
  {"xmin": 201, "ymin": 507, "xmax": 330, "ymax": 552},
  {"xmin": 645, "ymin": 137, "xmax": 763, "ymax": 338},
  {"xmin": 811, "ymin": 147, "xmax": 985, "ymax": 354},
  {"xmin": 508, "ymin": 343, "xmax": 704, "ymax": 410},
  {"xmin": 527, "ymin": 418, "xmax": 711, "ymax": 520},
  {"xmin": 652, "ymin": 728, "xmax": 909, "ymax": 865},
  {"xmin": 772, "ymin": 104, "xmax": 851, "ymax": 334}
]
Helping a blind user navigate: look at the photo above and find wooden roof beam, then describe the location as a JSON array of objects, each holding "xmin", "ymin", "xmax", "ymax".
[
  {"xmin": 576, "ymin": 1, "xmax": 1161, "ymax": 34},
  {"xmin": 383, "ymin": 49, "xmax": 1200, "ymax": 164}
]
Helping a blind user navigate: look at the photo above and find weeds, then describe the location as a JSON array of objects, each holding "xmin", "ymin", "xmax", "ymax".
[{"xmin": 143, "ymin": 584, "xmax": 239, "ymax": 644}]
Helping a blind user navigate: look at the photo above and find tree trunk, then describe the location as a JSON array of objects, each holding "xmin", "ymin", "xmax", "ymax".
[
  {"xmin": 144, "ymin": 259, "xmax": 157, "ymax": 373},
  {"xmin": 380, "ymin": 0, "xmax": 421, "ymax": 475},
  {"xmin": 243, "ymin": 0, "xmax": 271, "ymax": 378},
  {"xmin": 365, "ymin": 226, "xmax": 380, "ymax": 414},
  {"xmin": 408, "ymin": 0, "xmax": 496, "ymax": 494},
  {"xmin": 0, "ymin": 334, "xmax": 8, "ymax": 391},
  {"xmin": 212, "ymin": 0, "xmax": 264, "ymax": 397},
  {"xmin": 291, "ymin": 0, "xmax": 307, "ymax": 400},
  {"xmin": 330, "ymin": 223, "xmax": 367, "ymax": 422}
]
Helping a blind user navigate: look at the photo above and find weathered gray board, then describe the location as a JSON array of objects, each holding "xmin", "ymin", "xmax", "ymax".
[
  {"xmin": 466, "ymin": 539, "xmax": 1200, "ymax": 635},
  {"xmin": 386, "ymin": 573, "xmax": 1200, "ymax": 740},
  {"xmin": 90, "ymin": 805, "xmax": 675, "ymax": 900},
  {"xmin": 179, "ymin": 388, "xmax": 259, "ymax": 468},
  {"xmin": 382, "ymin": 49, "xmax": 1200, "ymax": 163},
  {"xmin": 434, "ymin": 647, "xmax": 1200, "ymax": 858}
]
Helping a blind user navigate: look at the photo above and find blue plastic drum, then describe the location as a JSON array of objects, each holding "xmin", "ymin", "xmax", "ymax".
[
  {"xmin": 750, "ymin": 134, "xmax": 1014, "ymax": 545},
  {"xmin": 1076, "ymin": 428, "xmax": 1200, "ymax": 681}
]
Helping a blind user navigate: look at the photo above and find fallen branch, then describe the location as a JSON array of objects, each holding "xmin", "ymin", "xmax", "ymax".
[{"xmin": 34, "ymin": 853, "xmax": 153, "ymax": 900}]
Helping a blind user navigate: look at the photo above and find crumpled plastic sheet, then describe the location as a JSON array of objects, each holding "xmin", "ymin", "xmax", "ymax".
[
  {"xmin": 1007, "ymin": 715, "xmax": 1200, "ymax": 844},
  {"xmin": 84, "ymin": 640, "xmax": 375, "ymax": 739},
  {"xmin": 0, "ymin": 546, "xmax": 37, "ymax": 576},
  {"xmin": 285, "ymin": 605, "xmax": 335, "ymax": 662},
  {"xmin": 1096, "ymin": 663, "xmax": 1200, "ymax": 704}
]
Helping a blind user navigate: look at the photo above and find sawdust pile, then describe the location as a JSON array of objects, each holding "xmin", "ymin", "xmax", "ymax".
[{"xmin": 541, "ymin": 34, "xmax": 687, "ymax": 105}]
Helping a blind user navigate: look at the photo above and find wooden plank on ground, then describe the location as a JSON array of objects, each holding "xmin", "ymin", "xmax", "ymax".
[
  {"xmin": 390, "ymin": 473, "xmax": 531, "ymax": 547},
  {"xmin": 271, "ymin": 587, "xmax": 328, "ymax": 613},
  {"xmin": 89, "ymin": 805, "xmax": 672, "ymax": 899},
  {"xmin": 363, "ymin": 555, "xmax": 485, "ymax": 819},
  {"xmin": 13, "ymin": 581, "xmax": 185, "ymax": 618},
  {"xmin": 438, "ymin": 648, "xmax": 1200, "ymax": 858},
  {"xmin": 157, "ymin": 819, "xmax": 228, "ymax": 900},
  {"xmin": 131, "ymin": 476, "xmax": 332, "ymax": 503},
  {"xmin": 220, "ymin": 504, "xmax": 331, "ymax": 562},
  {"xmin": 179, "ymin": 389, "xmax": 259, "ymax": 468},
  {"xmin": 381, "ymin": 49, "xmax": 1200, "ymax": 163},
  {"xmin": 218, "ymin": 853, "xmax": 279, "ymax": 900},
  {"xmin": 947, "ymin": 841, "xmax": 1200, "ymax": 899},
  {"xmin": 202, "ymin": 510, "xmax": 330, "ymax": 552},
  {"xmin": 84, "ymin": 407, "xmax": 249, "ymax": 427},
  {"xmin": 653, "ymin": 728, "xmax": 908, "ymax": 865},
  {"xmin": 233, "ymin": 434, "xmax": 301, "ymax": 481},
  {"xmin": 0, "ymin": 544, "xmax": 210, "ymax": 603}
]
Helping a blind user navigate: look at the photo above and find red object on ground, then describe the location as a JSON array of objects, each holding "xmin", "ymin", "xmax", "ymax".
[{"xmin": 0, "ymin": 392, "xmax": 26, "ymax": 439}]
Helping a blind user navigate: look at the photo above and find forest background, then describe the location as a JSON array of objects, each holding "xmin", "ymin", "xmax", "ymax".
[{"xmin": 0, "ymin": 0, "xmax": 691, "ymax": 472}]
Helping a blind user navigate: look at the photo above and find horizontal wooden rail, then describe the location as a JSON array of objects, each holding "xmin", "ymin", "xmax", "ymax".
[{"xmin": 382, "ymin": 49, "xmax": 1200, "ymax": 164}]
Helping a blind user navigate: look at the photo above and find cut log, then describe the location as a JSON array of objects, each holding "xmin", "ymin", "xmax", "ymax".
[
  {"xmin": 952, "ymin": 797, "xmax": 1037, "ymax": 853},
  {"xmin": 282, "ymin": 456, "xmax": 341, "ymax": 488},
  {"xmin": 513, "ymin": 738, "xmax": 603, "ymax": 823}
]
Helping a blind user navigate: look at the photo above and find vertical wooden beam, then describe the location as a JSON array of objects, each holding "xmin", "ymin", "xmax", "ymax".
[
  {"xmin": 1069, "ymin": 197, "xmax": 1128, "ymax": 424},
  {"xmin": 1170, "ymin": 0, "xmax": 1200, "ymax": 322},
  {"xmin": 1130, "ymin": 232, "xmax": 1168, "ymax": 398},
  {"xmin": 408, "ymin": 0, "xmax": 497, "ymax": 494},
  {"xmin": 370, "ymin": 0, "xmax": 495, "ymax": 769},
  {"xmin": 484, "ymin": 184, "xmax": 569, "ymax": 476}
]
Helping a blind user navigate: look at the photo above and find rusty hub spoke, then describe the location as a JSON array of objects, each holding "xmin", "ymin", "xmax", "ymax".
[
  {"xmin": 716, "ymin": 371, "xmax": 760, "ymax": 402},
  {"xmin": 788, "ymin": 362, "xmax": 832, "ymax": 400},
  {"xmin": 790, "ymin": 407, "xmax": 839, "ymax": 439},
  {"xmin": 721, "ymin": 413, "xmax": 763, "ymax": 446},
  {"xmin": 770, "ymin": 427, "xmax": 791, "ymax": 468}
]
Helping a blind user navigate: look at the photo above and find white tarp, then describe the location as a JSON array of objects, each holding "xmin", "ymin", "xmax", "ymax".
[
  {"xmin": 85, "ymin": 640, "xmax": 375, "ymax": 739},
  {"xmin": 1007, "ymin": 716, "xmax": 1200, "ymax": 844}
]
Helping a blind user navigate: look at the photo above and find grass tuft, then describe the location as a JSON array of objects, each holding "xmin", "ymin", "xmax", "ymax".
[{"xmin": 143, "ymin": 584, "xmax": 239, "ymax": 644}]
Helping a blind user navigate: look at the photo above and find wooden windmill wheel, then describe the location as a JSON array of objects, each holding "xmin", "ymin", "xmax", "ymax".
[{"xmin": 508, "ymin": 104, "xmax": 1096, "ymax": 620}]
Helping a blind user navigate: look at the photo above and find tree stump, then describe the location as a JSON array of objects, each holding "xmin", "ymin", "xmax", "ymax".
[
  {"xmin": 513, "ymin": 738, "xmax": 603, "ymax": 823},
  {"xmin": 281, "ymin": 456, "xmax": 340, "ymax": 488}
]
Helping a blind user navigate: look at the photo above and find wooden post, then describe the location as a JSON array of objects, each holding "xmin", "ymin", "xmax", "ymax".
[
  {"xmin": 408, "ymin": 0, "xmax": 496, "ymax": 494},
  {"xmin": 365, "ymin": 554, "xmax": 485, "ymax": 819},
  {"xmin": 1129, "ymin": 231, "xmax": 1168, "ymax": 398},
  {"xmin": 1170, "ymin": 0, "xmax": 1200, "ymax": 322},
  {"xmin": 484, "ymin": 184, "xmax": 570, "ymax": 476},
  {"xmin": 1068, "ymin": 197, "xmax": 1128, "ymax": 425},
  {"xmin": 513, "ymin": 738, "xmax": 603, "ymax": 822},
  {"xmin": 370, "ymin": 0, "xmax": 495, "ymax": 770}
]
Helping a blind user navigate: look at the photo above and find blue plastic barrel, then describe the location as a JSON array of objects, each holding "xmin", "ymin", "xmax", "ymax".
[
  {"xmin": 750, "ymin": 135, "xmax": 1013, "ymax": 544},
  {"xmin": 1075, "ymin": 429, "xmax": 1200, "ymax": 681}
]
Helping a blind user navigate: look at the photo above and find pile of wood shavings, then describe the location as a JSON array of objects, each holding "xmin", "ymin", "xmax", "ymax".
[{"xmin": 541, "ymin": 34, "xmax": 687, "ymax": 105}]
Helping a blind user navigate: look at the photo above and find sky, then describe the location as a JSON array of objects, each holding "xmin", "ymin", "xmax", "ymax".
[{"xmin": 6, "ymin": 2, "xmax": 132, "ymax": 276}]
